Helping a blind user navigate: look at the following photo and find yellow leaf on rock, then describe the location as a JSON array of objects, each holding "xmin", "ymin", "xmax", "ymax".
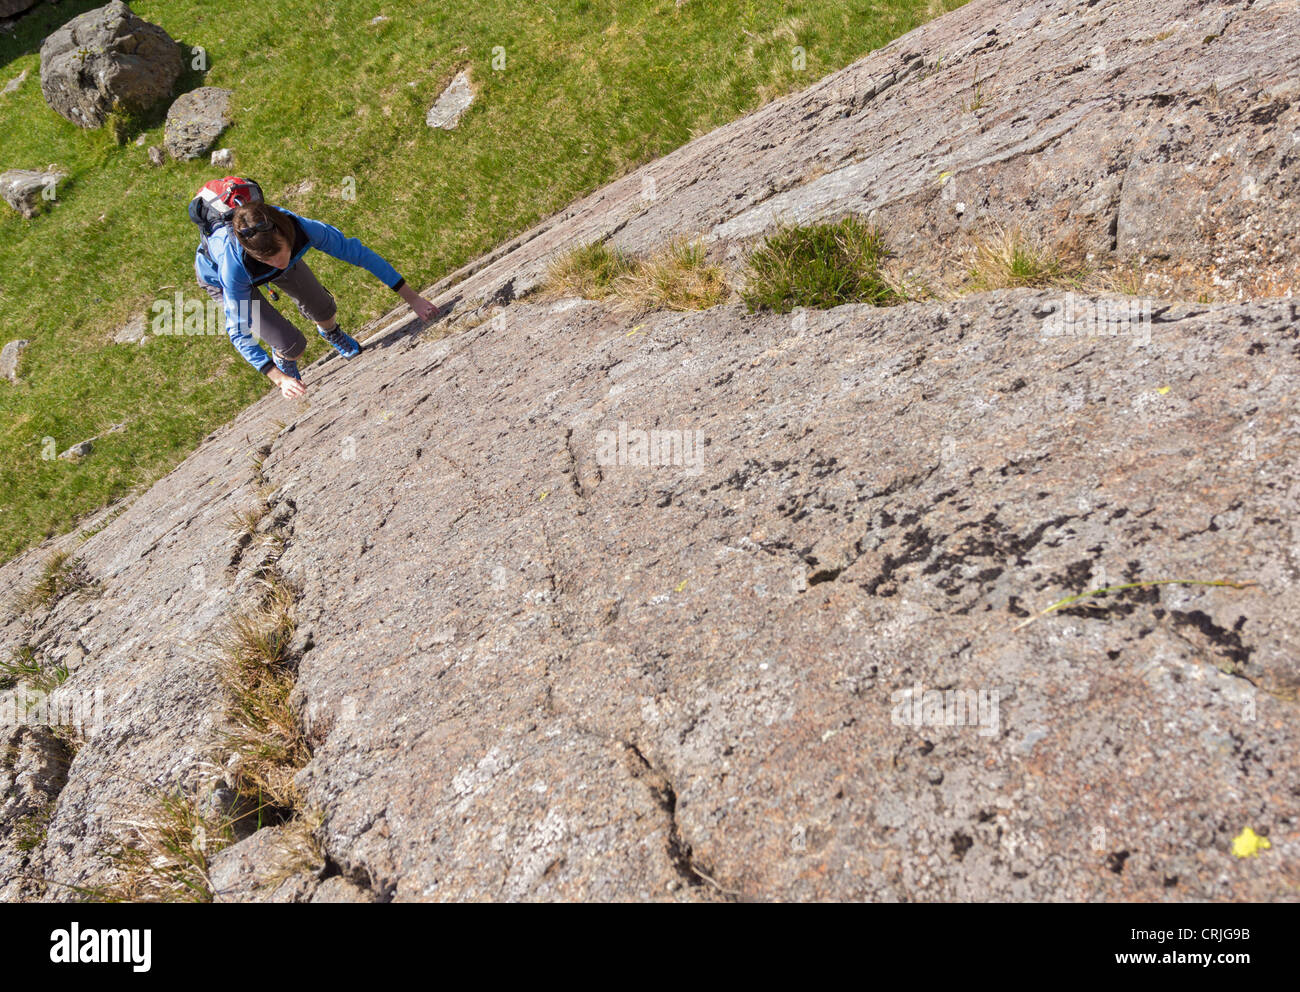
[{"xmin": 1231, "ymin": 827, "xmax": 1270, "ymax": 858}]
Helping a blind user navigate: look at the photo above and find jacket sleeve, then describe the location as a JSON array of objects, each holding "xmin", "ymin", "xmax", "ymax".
[
  {"xmin": 219, "ymin": 260, "xmax": 275, "ymax": 374},
  {"xmin": 295, "ymin": 213, "xmax": 406, "ymax": 291}
]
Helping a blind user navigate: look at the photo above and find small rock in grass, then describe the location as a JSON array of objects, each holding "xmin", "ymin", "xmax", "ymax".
[
  {"xmin": 1, "ymin": 339, "xmax": 30, "ymax": 382},
  {"xmin": 59, "ymin": 441, "xmax": 93, "ymax": 460},
  {"xmin": 425, "ymin": 70, "xmax": 475, "ymax": 129},
  {"xmin": 113, "ymin": 315, "xmax": 147, "ymax": 345}
]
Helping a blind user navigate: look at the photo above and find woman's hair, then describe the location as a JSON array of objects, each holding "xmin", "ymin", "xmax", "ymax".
[{"xmin": 231, "ymin": 202, "xmax": 295, "ymax": 259}]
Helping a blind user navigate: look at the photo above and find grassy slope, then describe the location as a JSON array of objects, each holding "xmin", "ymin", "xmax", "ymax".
[{"xmin": 0, "ymin": 0, "xmax": 964, "ymax": 560}]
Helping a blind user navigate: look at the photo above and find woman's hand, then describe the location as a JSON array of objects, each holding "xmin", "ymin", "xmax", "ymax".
[
  {"xmin": 399, "ymin": 284, "xmax": 439, "ymax": 322},
  {"xmin": 269, "ymin": 367, "xmax": 306, "ymax": 399}
]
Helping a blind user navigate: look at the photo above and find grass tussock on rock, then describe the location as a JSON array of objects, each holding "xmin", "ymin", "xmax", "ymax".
[
  {"xmin": 962, "ymin": 226, "xmax": 1085, "ymax": 291},
  {"xmin": 11, "ymin": 551, "xmax": 97, "ymax": 615},
  {"xmin": 612, "ymin": 239, "xmax": 730, "ymax": 313},
  {"xmin": 540, "ymin": 239, "xmax": 730, "ymax": 313},
  {"xmin": 96, "ymin": 792, "xmax": 235, "ymax": 903},
  {"xmin": 540, "ymin": 241, "xmax": 634, "ymax": 300},
  {"xmin": 217, "ymin": 575, "xmax": 308, "ymax": 815},
  {"xmin": 741, "ymin": 217, "xmax": 904, "ymax": 313}
]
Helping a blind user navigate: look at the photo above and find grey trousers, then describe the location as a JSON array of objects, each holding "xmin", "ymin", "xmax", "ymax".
[{"xmin": 200, "ymin": 259, "xmax": 336, "ymax": 360}]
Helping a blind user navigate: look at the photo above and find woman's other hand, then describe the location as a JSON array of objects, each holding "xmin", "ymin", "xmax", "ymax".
[{"xmin": 269, "ymin": 367, "xmax": 306, "ymax": 399}]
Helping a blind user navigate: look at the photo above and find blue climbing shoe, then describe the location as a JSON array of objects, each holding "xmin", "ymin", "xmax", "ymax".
[
  {"xmin": 272, "ymin": 349, "xmax": 300, "ymax": 381},
  {"xmin": 319, "ymin": 324, "xmax": 362, "ymax": 359}
]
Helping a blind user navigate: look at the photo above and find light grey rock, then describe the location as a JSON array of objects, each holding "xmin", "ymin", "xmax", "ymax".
[
  {"xmin": 0, "ymin": 338, "xmax": 30, "ymax": 382},
  {"xmin": 147, "ymin": 145, "xmax": 165, "ymax": 167},
  {"xmin": 309, "ymin": 876, "xmax": 374, "ymax": 903},
  {"xmin": 57, "ymin": 441, "xmax": 92, "ymax": 460},
  {"xmin": 0, "ymin": 169, "xmax": 62, "ymax": 218},
  {"xmin": 112, "ymin": 314, "xmax": 146, "ymax": 344},
  {"xmin": 208, "ymin": 824, "xmax": 321, "ymax": 902},
  {"xmin": 0, "ymin": 727, "xmax": 70, "ymax": 902},
  {"xmin": 39, "ymin": 1, "xmax": 182, "ymax": 129},
  {"xmin": 1, "ymin": 67, "xmax": 27, "ymax": 96},
  {"xmin": 165, "ymin": 87, "xmax": 234, "ymax": 161},
  {"xmin": 210, "ymin": 148, "xmax": 234, "ymax": 168},
  {"xmin": 425, "ymin": 70, "xmax": 474, "ymax": 129}
]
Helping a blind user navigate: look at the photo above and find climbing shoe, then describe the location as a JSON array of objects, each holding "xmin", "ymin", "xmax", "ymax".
[
  {"xmin": 272, "ymin": 349, "xmax": 300, "ymax": 381},
  {"xmin": 319, "ymin": 324, "xmax": 362, "ymax": 359}
]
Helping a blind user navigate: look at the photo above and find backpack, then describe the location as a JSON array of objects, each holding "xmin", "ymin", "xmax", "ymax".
[{"xmin": 189, "ymin": 176, "xmax": 264, "ymax": 259}]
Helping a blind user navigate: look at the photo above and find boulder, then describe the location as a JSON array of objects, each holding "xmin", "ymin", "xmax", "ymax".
[
  {"xmin": 0, "ymin": 338, "xmax": 29, "ymax": 382},
  {"xmin": 425, "ymin": 70, "xmax": 474, "ymax": 129},
  {"xmin": 0, "ymin": 169, "xmax": 63, "ymax": 218},
  {"xmin": 39, "ymin": 1, "xmax": 182, "ymax": 129},
  {"xmin": 164, "ymin": 86, "xmax": 233, "ymax": 160},
  {"xmin": 0, "ymin": 0, "xmax": 43, "ymax": 17}
]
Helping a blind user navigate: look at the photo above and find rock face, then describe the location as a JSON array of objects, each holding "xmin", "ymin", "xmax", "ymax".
[
  {"xmin": 0, "ymin": 728, "xmax": 70, "ymax": 902},
  {"xmin": 39, "ymin": 1, "xmax": 182, "ymax": 129},
  {"xmin": 2, "ymin": 0, "xmax": 1298, "ymax": 902},
  {"xmin": 425, "ymin": 70, "xmax": 474, "ymax": 129},
  {"xmin": 0, "ymin": 0, "xmax": 44, "ymax": 18},
  {"xmin": 0, "ymin": 339, "xmax": 30, "ymax": 382},
  {"xmin": 0, "ymin": 170, "xmax": 62, "ymax": 219},
  {"xmin": 164, "ymin": 87, "xmax": 233, "ymax": 161}
]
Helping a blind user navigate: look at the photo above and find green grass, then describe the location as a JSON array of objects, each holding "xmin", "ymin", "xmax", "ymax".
[
  {"xmin": 741, "ymin": 215, "xmax": 902, "ymax": 312},
  {"xmin": 0, "ymin": 0, "xmax": 965, "ymax": 560},
  {"xmin": 0, "ymin": 644, "xmax": 70, "ymax": 694}
]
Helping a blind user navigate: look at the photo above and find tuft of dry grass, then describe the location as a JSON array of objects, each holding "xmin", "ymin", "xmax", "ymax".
[
  {"xmin": 0, "ymin": 644, "xmax": 69, "ymax": 694},
  {"xmin": 963, "ymin": 227, "xmax": 1086, "ymax": 291},
  {"xmin": 217, "ymin": 575, "xmax": 308, "ymax": 814},
  {"xmin": 13, "ymin": 551, "xmax": 96, "ymax": 615},
  {"xmin": 611, "ymin": 239, "xmax": 730, "ymax": 313},
  {"xmin": 537, "ymin": 238, "xmax": 730, "ymax": 313},
  {"xmin": 537, "ymin": 241, "xmax": 634, "ymax": 301},
  {"xmin": 95, "ymin": 792, "xmax": 235, "ymax": 903}
]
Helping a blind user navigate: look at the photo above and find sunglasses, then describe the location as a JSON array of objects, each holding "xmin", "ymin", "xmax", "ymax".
[{"xmin": 237, "ymin": 219, "xmax": 275, "ymax": 238}]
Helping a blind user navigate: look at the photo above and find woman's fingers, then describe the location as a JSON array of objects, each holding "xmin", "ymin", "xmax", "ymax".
[{"xmin": 280, "ymin": 378, "xmax": 306, "ymax": 399}]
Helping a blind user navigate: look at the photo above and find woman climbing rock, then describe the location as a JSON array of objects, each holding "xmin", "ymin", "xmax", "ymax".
[{"xmin": 192, "ymin": 178, "xmax": 438, "ymax": 398}]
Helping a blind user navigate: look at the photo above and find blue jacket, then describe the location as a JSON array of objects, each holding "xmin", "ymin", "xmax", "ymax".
[{"xmin": 195, "ymin": 207, "xmax": 406, "ymax": 372}]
